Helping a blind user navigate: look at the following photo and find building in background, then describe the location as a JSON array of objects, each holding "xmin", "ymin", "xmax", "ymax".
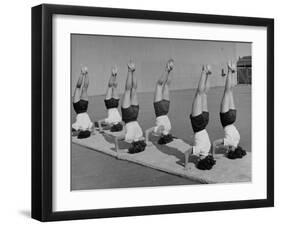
[{"xmin": 237, "ymin": 56, "xmax": 252, "ymax": 84}]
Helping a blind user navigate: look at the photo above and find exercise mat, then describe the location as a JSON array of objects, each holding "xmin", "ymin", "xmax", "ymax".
[{"xmin": 72, "ymin": 133, "xmax": 251, "ymax": 184}]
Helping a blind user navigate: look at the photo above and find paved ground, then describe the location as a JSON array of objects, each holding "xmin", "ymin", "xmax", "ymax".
[
  {"xmin": 72, "ymin": 143, "xmax": 198, "ymax": 190},
  {"xmin": 71, "ymin": 85, "xmax": 251, "ymax": 190}
]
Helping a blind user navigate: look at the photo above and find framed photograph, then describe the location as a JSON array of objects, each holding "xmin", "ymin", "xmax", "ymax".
[{"xmin": 32, "ymin": 4, "xmax": 274, "ymax": 222}]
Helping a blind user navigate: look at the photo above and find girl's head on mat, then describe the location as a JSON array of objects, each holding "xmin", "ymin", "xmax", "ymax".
[
  {"xmin": 128, "ymin": 140, "xmax": 147, "ymax": 154},
  {"xmin": 225, "ymin": 145, "xmax": 247, "ymax": 159},
  {"xmin": 158, "ymin": 134, "xmax": 173, "ymax": 145},
  {"xmin": 197, "ymin": 155, "xmax": 216, "ymax": 170}
]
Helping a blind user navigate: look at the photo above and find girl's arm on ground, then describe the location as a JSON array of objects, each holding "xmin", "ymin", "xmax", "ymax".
[
  {"xmin": 184, "ymin": 147, "xmax": 193, "ymax": 170},
  {"xmin": 212, "ymin": 138, "xmax": 224, "ymax": 155},
  {"xmin": 97, "ymin": 119, "xmax": 105, "ymax": 133},
  {"xmin": 145, "ymin": 127, "xmax": 155, "ymax": 146},
  {"xmin": 114, "ymin": 133, "xmax": 126, "ymax": 152}
]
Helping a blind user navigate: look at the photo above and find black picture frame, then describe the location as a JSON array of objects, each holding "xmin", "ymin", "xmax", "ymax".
[{"xmin": 31, "ymin": 4, "xmax": 274, "ymax": 222}]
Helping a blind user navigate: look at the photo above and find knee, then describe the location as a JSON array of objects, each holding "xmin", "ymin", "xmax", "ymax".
[
  {"xmin": 157, "ymin": 78, "xmax": 165, "ymax": 86},
  {"xmin": 76, "ymin": 83, "xmax": 82, "ymax": 89},
  {"xmin": 196, "ymin": 87, "xmax": 205, "ymax": 95},
  {"xmin": 224, "ymin": 87, "xmax": 233, "ymax": 94},
  {"xmin": 113, "ymin": 81, "xmax": 118, "ymax": 88},
  {"xmin": 82, "ymin": 86, "xmax": 88, "ymax": 93},
  {"xmin": 108, "ymin": 81, "xmax": 113, "ymax": 88},
  {"xmin": 125, "ymin": 84, "xmax": 132, "ymax": 91},
  {"xmin": 125, "ymin": 83, "xmax": 132, "ymax": 91},
  {"xmin": 132, "ymin": 82, "xmax": 138, "ymax": 90},
  {"xmin": 83, "ymin": 83, "xmax": 89, "ymax": 89},
  {"xmin": 165, "ymin": 79, "xmax": 171, "ymax": 87},
  {"xmin": 131, "ymin": 87, "xmax": 137, "ymax": 95}
]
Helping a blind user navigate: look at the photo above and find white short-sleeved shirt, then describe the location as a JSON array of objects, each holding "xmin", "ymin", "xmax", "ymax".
[
  {"xmin": 72, "ymin": 112, "xmax": 93, "ymax": 131},
  {"xmin": 104, "ymin": 108, "xmax": 122, "ymax": 125},
  {"xmin": 192, "ymin": 129, "xmax": 211, "ymax": 157},
  {"xmin": 125, "ymin": 121, "xmax": 143, "ymax": 143},
  {"xmin": 153, "ymin": 115, "xmax": 172, "ymax": 135},
  {"xmin": 223, "ymin": 124, "xmax": 240, "ymax": 148}
]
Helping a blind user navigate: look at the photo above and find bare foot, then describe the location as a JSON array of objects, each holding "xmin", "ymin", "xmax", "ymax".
[
  {"xmin": 205, "ymin": 64, "xmax": 212, "ymax": 75},
  {"xmin": 111, "ymin": 65, "xmax": 118, "ymax": 76},
  {"xmin": 166, "ymin": 59, "xmax": 174, "ymax": 72},
  {"xmin": 127, "ymin": 60, "xmax": 136, "ymax": 72},
  {"xmin": 81, "ymin": 66, "xmax": 88, "ymax": 75},
  {"xmin": 227, "ymin": 61, "xmax": 236, "ymax": 73}
]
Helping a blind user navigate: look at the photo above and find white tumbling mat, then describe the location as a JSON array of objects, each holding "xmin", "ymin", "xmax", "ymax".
[{"xmin": 72, "ymin": 132, "xmax": 251, "ymax": 184}]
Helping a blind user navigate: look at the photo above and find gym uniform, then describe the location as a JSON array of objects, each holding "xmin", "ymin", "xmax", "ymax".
[
  {"xmin": 153, "ymin": 100, "xmax": 172, "ymax": 135},
  {"xmin": 220, "ymin": 109, "xmax": 240, "ymax": 147},
  {"xmin": 190, "ymin": 112, "xmax": 211, "ymax": 157},
  {"xmin": 72, "ymin": 99, "xmax": 93, "ymax": 131},
  {"xmin": 104, "ymin": 98, "xmax": 122, "ymax": 125},
  {"xmin": 121, "ymin": 105, "xmax": 143, "ymax": 143}
]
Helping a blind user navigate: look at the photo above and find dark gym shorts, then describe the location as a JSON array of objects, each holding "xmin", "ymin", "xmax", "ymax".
[
  {"xmin": 104, "ymin": 98, "xmax": 119, "ymax": 109},
  {"xmin": 190, "ymin": 111, "xmax": 209, "ymax": 133},
  {"xmin": 154, "ymin": 99, "xmax": 170, "ymax": 117},
  {"xmin": 220, "ymin": 109, "xmax": 236, "ymax": 128},
  {"xmin": 73, "ymin": 99, "xmax": 88, "ymax": 114},
  {"xmin": 121, "ymin": 105, "xmax": 139, "ymax": 124}
]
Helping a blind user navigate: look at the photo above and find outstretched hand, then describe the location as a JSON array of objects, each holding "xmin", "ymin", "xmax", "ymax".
[{"xmin": 127, "ymin": 61, "xmax": 136, "ymax": 72}]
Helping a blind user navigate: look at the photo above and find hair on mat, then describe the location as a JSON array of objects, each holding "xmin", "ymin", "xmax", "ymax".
[
  {"xmin": 197, "ymin": 155, "xmax": 216, "ymax": 170},
  {"xmin": 110, "ymin": 122, "xmax": 123, "ymax": 132},
  {"xmin": 158, "ymin": 134, "xmax": 174, "ymax": 145},
  {"xmin": 77, "ymin": 130, "xmax": 91, "ymax": 139},
  {"xmin": 128, "ymin": 140, "xmax": 147, "ymax": 154},
  {"xmin": 227, "ymin": 146, "xmax": 247, "ymax": 159}
]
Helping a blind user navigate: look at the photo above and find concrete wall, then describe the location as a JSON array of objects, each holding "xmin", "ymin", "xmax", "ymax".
[{"xmin": 71, "ymin": 34, "xmax": 251, "ymax": 96}]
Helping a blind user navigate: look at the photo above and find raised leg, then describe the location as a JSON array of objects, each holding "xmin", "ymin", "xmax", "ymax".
[
  {"xmin": 130, "ymin": 61, "xmax": 138, "ymax": 106},
  {"xmin": 105, "ymin": 68, "xmax": 116, "ymax": 100},
  {"xmin": 162, "ymin": 77, "xmax": 171, "ymax": 101},
  {"xmin": 202, "ymin": 65, "xmax": 211, "ymax": 112},
  {"xmin": 111, "ymin": 66, "xmax": 119, "ymax": 99},
  {"xmin": 131, "ymin": 75, "xmax": 138, "ymax": 106},
  {"xmin": 80, "ymin": 72, "xmax": 89, "ymax": 101},
  {"xmin": 229, "ymin": 91, "xmax": 235, "ymax": 110},
  {"xmin": 73, "ymin": 72, "xmax": 84, "ymax": 103},
  {"xmin": 112, "ymin": 79, "xmax": 119, "ymax": 100},
  {"xmin": 191, "ymin": 66, "xmax": 208, "ymax": 116},
  {"xmin": 154, "ymin": 76, "xmax": 165, "ymax": 103},
  {"xmin": 122, "ymin": 62, "xmax": 134, "ymax": 109},
  {"xmin": 229, "ymin": 61, "xmax": 236, "ymax": 110},
  {"xmin": 162, "ymin": 59, "xmax": 174, "ymax": 101},
  {"xmin": 220, "ymin": 62, "xmax": 234, "ymax": 113}
]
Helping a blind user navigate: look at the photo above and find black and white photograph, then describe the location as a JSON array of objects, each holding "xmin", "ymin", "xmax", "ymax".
[{"xmin": 71, "ymin": 34, "xmax": 252, "ymax": 190}]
